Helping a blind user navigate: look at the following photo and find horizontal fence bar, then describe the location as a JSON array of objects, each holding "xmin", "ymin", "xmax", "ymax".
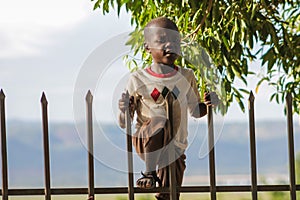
[
  {"xmin": 8, "ymin": 189, "xmax": 45, "ymax": 196},
  {"xmin": 2, "ymin": 185, "xmax": 300, "ymax": 196}
]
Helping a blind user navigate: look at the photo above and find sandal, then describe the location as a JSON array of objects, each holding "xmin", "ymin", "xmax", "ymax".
[{"xmin": 136, "ymin": 171, "xmax": 162, "ymax": 189}]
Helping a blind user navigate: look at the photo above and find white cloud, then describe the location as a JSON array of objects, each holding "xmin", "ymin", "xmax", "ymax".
[
  {"xmin": 0, "ymin": 0, "xmax": 89, "ymax": 27},
  {"xmin": 0, "ymin": 1, "xmax": 133, "ymax": 122},
  {"xmin": 0, "ymin": 0, "xmax": 92, "ymax": 58}
]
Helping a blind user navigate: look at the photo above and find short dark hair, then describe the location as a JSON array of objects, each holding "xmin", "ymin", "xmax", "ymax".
[
  {"xmin": 145, "ymin": 17, "xmax": 178, "ymax": 31},
  {"xmin": 144, "ymin": 17, "xmax": 179, "ymax": 41}
]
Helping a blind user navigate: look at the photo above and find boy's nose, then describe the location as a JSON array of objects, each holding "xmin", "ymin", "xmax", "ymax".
[
  {"xmin": 164, "ymin": 42, "xmax": 180, "ymax": 55},
  {"xmin": 164, "ymin": 41, "xmax": 173, "ymax": 48}
]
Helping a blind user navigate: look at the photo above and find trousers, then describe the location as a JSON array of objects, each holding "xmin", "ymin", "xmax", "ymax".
[{"xmin": 132, "ymin": 116, "xmax": 186, "ymax": 200}]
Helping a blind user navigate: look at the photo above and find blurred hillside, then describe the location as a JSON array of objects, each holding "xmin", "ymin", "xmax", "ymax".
[{"xmin": 4, "ymin": 119, "xmax": 299, "ymax": 188}]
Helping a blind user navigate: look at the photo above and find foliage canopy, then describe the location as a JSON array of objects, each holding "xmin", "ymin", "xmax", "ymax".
[{"xmin": 92, "ymin": 0, "xmax": 300, "ymax": 115}]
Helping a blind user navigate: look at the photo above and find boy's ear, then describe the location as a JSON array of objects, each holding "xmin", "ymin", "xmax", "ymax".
[{"xmin": 144, "ymin": 42, "xmax": 151, "ymax": 52}]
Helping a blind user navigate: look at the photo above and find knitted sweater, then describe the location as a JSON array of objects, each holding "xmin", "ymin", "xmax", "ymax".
[{"xmin": 126, "ymin": 66, "xmax": 201, "ymax": 150}]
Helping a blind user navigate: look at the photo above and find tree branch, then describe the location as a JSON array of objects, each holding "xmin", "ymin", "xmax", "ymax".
[{"xmin": 183, "ymin": 0, "xmax": 213, "ymax": 40}]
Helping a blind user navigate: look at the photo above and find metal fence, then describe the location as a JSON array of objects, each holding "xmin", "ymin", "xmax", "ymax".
[{"xmin": 0, "ymin": 88, "xmax": 299, "ymax": 200}]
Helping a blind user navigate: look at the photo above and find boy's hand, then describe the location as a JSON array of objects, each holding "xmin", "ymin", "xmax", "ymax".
[
  {"xmin": 118, "ymin": 93, "xmax": 135, "ymax": 128},
  {"xmin": 119, "ymin": 93, "xmax": 129, "ymax": 113},
  {"xmin": 118, "ymin": 93, "xmax": 134, "ymax": 113},
  {"xmin": 204, "ymin": 92, "xmax": 219, "ymax": 106}
]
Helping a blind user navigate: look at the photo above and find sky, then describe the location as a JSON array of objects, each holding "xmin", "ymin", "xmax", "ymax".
[
  {"xmin": 0, "ymin": 0, "xmax": 133, "ymax": 123},
  {"xmin": 0, "ymin": 0, "xmax": 297, "ymax": 125}
]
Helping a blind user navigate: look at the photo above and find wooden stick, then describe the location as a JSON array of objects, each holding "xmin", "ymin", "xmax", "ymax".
[
  {"xmin": 286, "ymin": 93, "xmax": 296, "ymax": 200},
  {"xmin": 248, "ymin": 91, "xmax": 258, "ymax": 200},
  {"xmin": 207, "ymin": 105, "xmax": 216, "ymax": 200},
  {"xmin": 125, "ymin": 91, "xmax": 135, "ymax": 200},
  {"xmin": 86, "ymin": 90, "xmax": 95, "ymax": 199},
  {"xmin": 166, "ymin": 92, "xmax": 177, "ymax": 200},
  {"xmin": 0, "ymin": 89, "xmax": 8, "ymax": 200},
  {"xmin": 41, "ymin": 92, "xmax": 51, "ymax": 200}
]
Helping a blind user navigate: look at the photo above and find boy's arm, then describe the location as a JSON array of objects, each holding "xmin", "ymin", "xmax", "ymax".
[
  {"xmin": 118, "ymin": 93, "xmax": 128, "ymax": 129},
  {"xmin": 118, "ymin": 112, "xmax": 126, "ymax": 129},
  {"xmin": 118, "ymin": 74, "xmax": 137, "ymax": 128},
  {"xmin": 118, "ymin": 93, "xmax": 135, "ymax": 129},
  {"xmin": 191, "ymin": 92, "xmax": 219, "ymax": 118},
  {"xmin": 191, "ymin": 102, "xmax": 207, "ymax": 118}
]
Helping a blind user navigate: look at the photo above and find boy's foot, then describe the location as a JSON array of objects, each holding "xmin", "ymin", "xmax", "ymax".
[
  {"xmin": 136, "ymin": 171, "xmax": 162, "ymax": 189},
  {"xmin": 155, "ymin": 193, "xmax": 170, "ymax": 200}
]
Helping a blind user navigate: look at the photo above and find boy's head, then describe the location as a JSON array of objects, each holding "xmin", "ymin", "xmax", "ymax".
[{"xmin": 144, "ymin": 17, "xmax": 181, "ymax": 66}]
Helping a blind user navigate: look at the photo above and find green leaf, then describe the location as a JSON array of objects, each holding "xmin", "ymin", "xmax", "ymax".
[
  {"xmin": 222, "ymin": 35, "xmax": 230, "ymax": 51},
  {"xmin": 177, "ymin": 13, "xmax": 186, "ymax": 27},
  {"xmin": 256, "ymin": 77, "xmax": 269, "ymax": 93},
  {"xmin": 239, "ymin": 88, "xmax": 250, "ymax": 95},
  {"xmin": 192, "ymin": 8, "xmax": 202, "ymax": 27},
  {"xmin": 233, "ymin": 87, "xmax": 243, "ymax": 98},
  {"xmin": 241, "ymin": 58, "xmax": 248, "ymax": 75},
  {"xmin": 251, "ymin": 4, "xmax": 257, "ymax": 20},
  {"xmin": 224, "ymin": 79, "xmax": 231, "ymax": 92},
  {"xmin": 270, "ymin": 93, "xmax": 277, "ymax": 102},
  {"xmin": 261, "ymin": 47, "xmax": 275, "ymax": 68},
  {"xmin": 93, "ymin": 0, "xmax": 101, "ymax": 10},
  {"xmin": 223, "ymin": 54, "xmax": 229, "ymax": 66},
  {"xmin": 232, "ymin": 64, "xmax": 242, "ymax": 78},
  {"xmin": 226, "ymin": 65, "xmax": 235, "ymax": 82},
  {"xmin": 235, "ymin": 95, "xmax": 245, "ymax": 112},
  {"xmin": 240, "ymin": 20, "xmax": 246, "ymax": 42}
]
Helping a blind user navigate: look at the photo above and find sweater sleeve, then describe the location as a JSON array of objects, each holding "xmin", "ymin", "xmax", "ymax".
[
  {"xmin": 118, "ymin": 73, "xmax": 137, "ymax": 128},
  {"xmin": 186, "ymin": 70, "xmax": 205, "ymax": 118},
  {"xmin": 125, "ymin": 73, "xmax": 138, "ymax": 119}
]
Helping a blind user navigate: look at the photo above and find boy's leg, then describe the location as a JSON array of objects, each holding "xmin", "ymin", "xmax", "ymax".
[
  {"xmin": 155, "ymin": 152, "xmax": 186, "ymax": 200},
  {"xmin": 132, "ymin": 116, "xmax": 186, "ymax": 194},
  {"xmin": 145, "ymin": 130, "xmax": 164, "ymax": 173},
  {"xmin": 132, "ymin": 117, "xmax": 169, "ymax": 188},
  {"xmin": 132, "ymin": 117, "xmax": 169, "ymax": 159},
  {"xmin": 132, "ymin": 123, "xmax": 166, "ymax": 172}
]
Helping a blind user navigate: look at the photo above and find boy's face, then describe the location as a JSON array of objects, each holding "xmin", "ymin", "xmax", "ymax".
[{"xmin": 144, "ymin": 26, "xmax": 181, "ymax": 66}]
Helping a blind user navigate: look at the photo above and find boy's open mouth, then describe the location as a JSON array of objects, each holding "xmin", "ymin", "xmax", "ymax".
[{"xmin": 164, "ymin": 50, "xmax": 176, "ymax": 56}]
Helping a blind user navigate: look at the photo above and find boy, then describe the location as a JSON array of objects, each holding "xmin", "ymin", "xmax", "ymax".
[{"xmin": 118, "ymin": 17, "xmax": 218, "ymax": 200}]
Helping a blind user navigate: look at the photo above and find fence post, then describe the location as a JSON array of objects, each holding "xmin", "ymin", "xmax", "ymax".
[
  {"xmin": 248, "ymin": 91, "xmax": 257, "ymax": 200},
  {"xmin": 286, "ymin": 93, "xmax": 296, "ymax": 200},
  {"xmin": 125, "ymin": 91, "xmax": 134, "ymax": 200},
  {"xmin": 166, "ymin": 92, "xmax": 177, "ymax": 200},
  {"xmin": 86, "ymin": 90, "xmax": 95, "ymax": 200},
  {"xmin": 207, "ymin": 105, "xmax": 216, "ymax": 200},
  {"xmin": 0, "ymin": 89, "xmax": 8, "ymax": 200},
  {"xmin": 41, "ymin": 92, "xmax": 51, "ymax": 200}
]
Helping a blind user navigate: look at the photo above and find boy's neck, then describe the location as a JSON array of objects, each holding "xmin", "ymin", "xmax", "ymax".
[{"xmin": 151, "ymin": 63, "xmax": 175, "ymax": 74}]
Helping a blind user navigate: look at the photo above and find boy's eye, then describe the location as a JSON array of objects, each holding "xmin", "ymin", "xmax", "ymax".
[
  {"xmin": 156, "ymin": 39, "xmax": 165, "ymax": 43},
  {"xmin": 154, "ymin": 36, "xmax": 180, "ymax": 44}
]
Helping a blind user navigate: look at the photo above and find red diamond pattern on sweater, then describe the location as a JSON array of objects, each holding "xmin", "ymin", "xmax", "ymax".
[{"xmin": 151, "ymin": 88, "xmax": 160, "ymax": 102}]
